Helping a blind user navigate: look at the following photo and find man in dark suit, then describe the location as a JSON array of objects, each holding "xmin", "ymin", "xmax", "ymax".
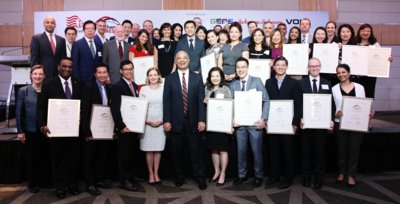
[
  {"xmin": 103, "ymin": 25, "xmax": 129, "ymax": 84},
  {"xmin": 175, "ymin": 20, "xmax": 205, "ymax": 73},
  {"xmin": 71, "ymin": 20, "xmax": 103, "ymax": 84},
  {"xmin": 94, "ymin": 19, "xmax": 108, "ymax": 44},
  {"xmin": 30, "ymin": 16, "xmax": 66, "ymax": 78},
  {"xmin": 110, "ymin": 20, "xmax": 135, "ymax": 45},
  {"xmin": 265, "ymin": 56, "xmax": 302, "ymax": 189},
  {"xmin": 298, "ymin": 57, "xmax": 333, "ymax": 189},
  {"xmin": 110, "ymin": 60, "xmax": 139, "ymax": 192},
  {"xmin": 37, "ymin": 57, "xmax": 82, "ymax": 199},
  {"xmin": 64, "ymin": 27, "xmax": 77, "ymax": 58},
  {"xmin": 230, "ymin": 57, "xmax": 270, "ymax": 188},
  {"xmin": 81, "ymin": 64, "xmax": 112, "ymax": 196},
  {"xmin": 163, "ymin": 51, "xmax": 207, "ymax": 190}
]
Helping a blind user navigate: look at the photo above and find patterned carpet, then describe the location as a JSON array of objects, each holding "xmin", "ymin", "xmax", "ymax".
[{"xmin": 1, "ymin": 172, "xmax": 400, "ymax": 204}]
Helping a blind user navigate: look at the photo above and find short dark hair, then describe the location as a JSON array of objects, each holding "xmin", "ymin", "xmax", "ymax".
[
  {"xmin": 159, "ymin": 22, "xmax": 172, "ymax": 39},
  {"xmin": 94, "ymin": 63, "xmax": 109, "ymax": 73},
  {"xmin": 64, "ymin": 26, "xmax": 77, "ymax": 35},
  {"xmin": 206, "ymin": 67, "xmax": 225, "ymax": 90},
  {"xmin": 83, "ymin": 20, "xmax": 96, "ymax": 30},
  {"xmin": 184, "ymin": 20, "xmax": 196, "ymax": 28},
  {"xmin": 273, "ymin": 56, "xmax": 288, "ymax": 66},
  {"xmin": 277, "ymin": 22, "xmax": 286, "ymax": 28},
  {"xmin": 59, "ymin": 57, "xmax": 73, "ymax": 65},
  {"xmin": 235, "ymin": 57, "xmax": 249, "ymax": 67},
  {"xmin": 122, "ymin": 20, "xmax": 133, "ymax": 27},
  {"xmin": 120, "ymin": 60, "xmax": 133, "ymax": 70},
  {"xmin": 247, "ymin": 21, "xmax": 257, "ymax": 27},
  {"xmin": 337, "ymin": 63, "xmax": 351, "ymax": 73},
  {"xmin": 96, "ymin": 19, "xmax": 106, "ymax": 24}
]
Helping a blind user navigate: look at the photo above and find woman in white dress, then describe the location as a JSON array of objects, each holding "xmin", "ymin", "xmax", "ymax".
[{"xmin": 139, "ymin": 67, "xmax": 165, "ymax": 185}]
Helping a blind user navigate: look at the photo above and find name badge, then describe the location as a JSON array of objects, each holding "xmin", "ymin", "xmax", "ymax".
[
  {"xmin": 216, "ymin": 93, "xmax": 224, "ymax": 99},
  {"xmin": 321, "ymin": 84, "xmax": 329, "ymax": 90},
  {"xmin": 264, "ymin": 50, "xmax": 270, "ymax": 55},
  {"xmin": 98, "ymin": 52, "xmax": 102, "ymax": 57},
  {"xmin": 158, "ymin": 44, "xmax": 165, "ymax": 49}
]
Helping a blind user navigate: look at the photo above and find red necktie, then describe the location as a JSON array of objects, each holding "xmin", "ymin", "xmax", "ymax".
[
  {"xmin": 49, "ymin": 33, "xmax": 56, "ymax": 55},
  {"xmin": 182, "ymin": 73, "xmax": 188, "ymax": 116},
  {"xmin": 128, "ymin": 83, "xmax": 136, "ymax": 96},
  {"xmin": 118, "ymin": 41, "xmax": 123, "ymax": 59}
]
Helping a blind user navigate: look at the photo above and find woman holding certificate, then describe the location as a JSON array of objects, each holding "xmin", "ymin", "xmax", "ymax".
[
  {"xmin": 332, "ymin": 63, "xmax": 372, "ymax": 187},
  {"xmin": 203, "ymin": 67, "xmax": 232, "ymax": 187},
  {"xmin": 218, "ymin": 22, "xmax": 249, "ymax": 83},
  {"xmin": 139, "ymin": 67, "xmax": 165, "ymax": 185},
  {"xmin": 309, "ymin": 27, "xmax": 328, "ymax": 58},
  {"xmin": 16, "ymin": 65, "xmax": 48, "ymax": 193},
  {"xmin": 337, "ymin": 24, "xmax": 356, "ymax": 62},
  {"xmin": 205, "ymin": 30, "xmax": 223, "ymax": 63},
  {"xmin": 154, "ymin": 23, "xmax": 176, "ymax": 77},
  {"xmin": 248, "ymin": 28, "xmax": 272, "ymax": 59}
]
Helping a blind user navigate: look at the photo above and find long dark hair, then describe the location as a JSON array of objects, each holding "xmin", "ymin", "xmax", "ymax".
[
  {"xmin": 248, "ymin": 28, "xmax": 269, "ymax": 51},
  {"xmin": 355, "ymin": 23, "xmax": 377, "ymax": 45},
  {"xmin": 288, "ymin": 26, "xmax": 301, "ymax": 44},
  {"xmin": 228, "ymin": 21, "xmax": 243, "ymax": 43},
  {"xmin": 337, "ymin": 24, "xmax": 356, "ymax": 45},
  {"xmin": 134, "ymin": 29, "xmax": 154, "ymax": 55},
  {"xmin": 171, "ymin": 23, "xmax": 183, "ymax": 40},
  {"xmin": 206, "ymin": 67, "xmax": 225, "ymax": 90},
  {"xmin": 312, "ymin": 26, "xmax": 328, "ymax": 43}
]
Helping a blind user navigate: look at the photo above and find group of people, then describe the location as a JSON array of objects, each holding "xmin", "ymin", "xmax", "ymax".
[{"xmin": 16, "ymin": 15, "xmax": 391, "ymax": 199}]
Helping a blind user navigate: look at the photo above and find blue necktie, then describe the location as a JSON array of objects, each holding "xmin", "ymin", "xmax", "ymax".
[{"xmin": 64, "ymin": 81, "xmax": 72, "ymax": 99}]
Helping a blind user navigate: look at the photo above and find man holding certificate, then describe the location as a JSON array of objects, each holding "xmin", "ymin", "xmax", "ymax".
[
  {"xmin": 298, "ymin": 58, "xmax": 333, "ymax": 189},
  {"xmin": 81, "ymin": 64, "xmax": 112, "ymax": 196},
  {"xmin": 230, "ymin": 57, "xmax": 270, "ymax": 188},
  {"xmin": 163, "ymin": 51, "xmax": 207, "ymax": 190},
  {"xmin": 37, "ymin": 57, "xmax": 83, "ymax": 199},
  {"xmin": 110, "ymin": 60, "xmax": 140, "ymax": 192},
  {"xmin": 265, "ymin": 56, "xmax": 302, "ymax": 189}
]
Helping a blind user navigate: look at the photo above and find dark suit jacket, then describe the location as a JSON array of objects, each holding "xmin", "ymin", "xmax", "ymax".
[
  {"xmin": 94, "ymin": 34, "xmax": 108, "ymax": 45},
  {"xmin": 81, "ymin": 81, "xmax": 111, "ymax": 137},
  {"xmin": 175, "ymin": 36, "xmax": 205, "ymax": 72},
  {"xmin": 30, "ymin": 32, "xmax": 66, "ymax": 77},
  {"xmin": 110, "ymin": 78, "xmax": 139, "ymax": 131},
  {"xmin": 265, "ymin": 75, "xmax": 302, "ymax": 126},
  {"xmin": 37, "ymin": 75, "xmax": 82, "ymax": 128},
  {"xmin": 110, "ymin": 36, "xmax": 135, "ymax": 45},
  {"xmin": 163, "ymin": 71, "xmax": 206, "ymax": 133},
  {"xmin": 102, "ymin": 39, "xmax": 130, "ymax": 84},
  {"xmin": 71, "ymin": 37, "xmax": 103, "ymax": 83}
]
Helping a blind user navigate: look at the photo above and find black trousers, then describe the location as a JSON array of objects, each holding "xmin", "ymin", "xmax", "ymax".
[
  {"xmin": 49, "ymin": 138, "xmax": 80, "ymax": 190},
  {"xmin": 117, "ymin": 132, "xmax": 138, "ymax": 183},
  {"xmin": 269, "ymin": 134, "xmax": 295, "ymax": 182},
  {"xmin": 84, "ymin": 140, "xmax": 110, "ymax": 186},
  {"xmin": 301, "ymin": 129, "xmax": 328, "ymax": 182},
  {"xmin": 170, "ymin": 118, "xmax": 205, "ymax": 182}
]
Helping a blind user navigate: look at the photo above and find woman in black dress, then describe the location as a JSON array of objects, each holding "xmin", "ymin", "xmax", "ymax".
[{"xmin": 154, "ymin": 23, "xmax": 177, "ymax": 77}]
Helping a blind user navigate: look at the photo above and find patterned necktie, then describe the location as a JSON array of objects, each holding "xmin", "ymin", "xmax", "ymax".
[
  {"xmin": 64, "ymin": 81, "xmax": 72, "ymax": 99},
  {"xmin": 241, "ymin": 80, "xmax": 246, "ymax": 91},
  {"xmin": 101, "ymin": 85, "xmax": 107, "ymax": 105},
  {"xmin": 189, "ymin": 39, "xmax": 194, "ymax": 51},
  {"xmin": 182, "ymin": 73, "xmax": 188, "ymax": 116},
  {"xmin": 312, "ymin": 79, "xmax": 318, "ymax": 93},
  {"xmin": 128, "ymin": 83, "xmax": 136, "ymax": 96},
  {"xmin": 89, "ymin": 40, "xmax": 95, "ymax": 58},
  {"xmin": 118, "ymin": 41, "xmax": 123, "ymax": 59},
  {"xmin": 49, "ymin": 33, "xmax": 56, "ymax": 55},
  {"xmin": 302, "ymin": 34, "xmax": 306, "ymax": 43}
]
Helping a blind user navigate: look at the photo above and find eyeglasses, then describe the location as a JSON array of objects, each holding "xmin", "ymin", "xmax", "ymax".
[{"xmin": 309, "ymin": 65, "xmax": 321, "ymax": 68}]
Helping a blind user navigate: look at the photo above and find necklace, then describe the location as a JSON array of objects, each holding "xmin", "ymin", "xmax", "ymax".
[{"xmin": 164, "ymin": 41, "xmax": 171, "ymax": 53}]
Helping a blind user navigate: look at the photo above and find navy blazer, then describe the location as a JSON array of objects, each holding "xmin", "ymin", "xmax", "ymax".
[
  {"xmin": 175, "ymin": 36, "xmax": 205, "ymax": 72},
  {"xmin": 94, "ymin": 34, "xmax": 108, "ymax": 45},
  {"xmin": 16, "ymin": 85, "xmax": 39, "ymax": 133},
  {"xmin": 163, "ymin": 71, "xmax": 206, "ymax": 133},
  {"xmin": 71, "ymin": 37, "xmax": 103, "ymax": 83},
  {"xmin": 30, "ymin": 32, "xmax": 66, "ymax": 77},
  {"xmin": 265, "ymin": 75, "xmax": 302, "ymax": 126},
  {"xmin": 110, "ymin": 78, "xmax": 139, "ymax": 131}
]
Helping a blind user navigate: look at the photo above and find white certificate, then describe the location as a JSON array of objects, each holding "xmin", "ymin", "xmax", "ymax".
[
  {"xmin": 283, "ymin": 44, "xmax": 309, "ymax": 75},
  {"xmin": 234, "ymin": 91, "xmax": 262, "ymax": 126},
  {"xmin": 200, "ymin": 53, "xmax": 217, "ymax": 83},
  {"xmin": 47, "ymin": 99, "xmax": 80, "ymax": 137},
  {"xmin": 340, "ymin": 96, "xmax": 373, "ymax": 132},
  {"xmin": 90, "ymin": 105, "xmax": 114, "ymax": 140},
  {"xmin": 132, "ymin": 56, "xmax": 154, "ymax": 85},
  {"xmin": 207, "ymin": 99, "xmax": 233, "ymax": 133},
  {"xmin": 120, "ymin": 96, "xmax": 148, "ymax": 133},
  {"xmin": 248, "ymin": 59, "xmax": 271, "ymax": 84},
  {"xmin": 368, "ymin": 47, "xmax": 391, "ymax": 78},
  {"xmin": 267, "ymin": 100, "xmax": 294, "ymax": 135},
  {"xmin": 303, "ymin": 94, "xmax": 332, "ymax": 129},
  {"xmin": 313, "ymin": 43, "xmax": 339, "ymax": 74},
  {"xmin": 342, "ymin": 45, "xmax": 368, "ymax": 76}
]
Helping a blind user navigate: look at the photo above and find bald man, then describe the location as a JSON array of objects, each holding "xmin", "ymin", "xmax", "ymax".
[{"xmin": 31, "ymin": 16, "xmax": 66, "ymax": 78}]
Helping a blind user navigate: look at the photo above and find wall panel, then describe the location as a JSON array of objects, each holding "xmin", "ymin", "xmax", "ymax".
[
  {"xmin": 0, "ymin": 25, "xmax": 22, "ymax": 46},
  {"xmin": 163, "ymin": 0, "xmax": 203, "ymax": 10}
]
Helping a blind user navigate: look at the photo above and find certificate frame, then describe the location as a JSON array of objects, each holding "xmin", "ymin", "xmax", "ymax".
[
  {"xmin": 312, "ymin": 43, "xmax": 339, "ymax": 74},
  {"xmin": 303, "ymin": 94, "xmax": 332, "ymax": 129},
  {"xmin": 283, "ymin": 44, "xmax": 309, "ymax": 75},
  {"xmin": 234, "ymin": 91, "xmax": 262, "ymax": 126},
  {"xmin": 132, "ymin": 56, "xmax": 154, "ymax": 85},
  {"xmin": 267, "ymin": 100, "xmax": 294, "ymax": 135},
  {"xmin": 248, "ymin": 59, "xmax": 271, "ymax": 84},
  {"xmin": 120, "ymin": 96, "xmax": 148, "ymax": 133},
  {"xmin": 47, "ymin": 99, "xmax": 80, "ymax": 137},
  {"xmin": 368, "ymin": 47, "xmax": 391, "ymax": 78},
  {"xmin": 200, "ymin": 53, "xmax": 217, "ymax": 83},
  {"xmin": 339, "ymin": 96, "xmax": 373, "ymax": 133},
  {"xmin": 342, "ymin": 45, "xmax": 368, "ymax": 76},
  {"xmin": 90, "ymin": 105, "xmax": 115, "ymax": 140},
  {"xmin": 206, "ymin": 99, "xmax": 233, "ymax": 133}
]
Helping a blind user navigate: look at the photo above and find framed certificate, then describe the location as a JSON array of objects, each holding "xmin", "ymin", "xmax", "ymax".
[
  {"xmin": 283, "ymin": 44, "xmax": 309, "ymax": 75},
  {"xmin": 132, "ymin": 56, "xmax": 154, "ymax": 85},
  {"xmin": 313, "ymin": 43, "xmax": 339, "ymax": 74},
  {"xmin": 200, "ymin": 53, "xmax": 217, "ymax": 83},
  {"xmin": 120, "ymin": 96, "xmax": 148, "ymax": 133},
  {"xmin": 47, "ymin": 99, "xmax": 80, "ymax": 137},
  {"xmin": 248, "ymin": 59, "xmax": 271, "ymax": 84},
  {"xmin": 368, "ymin": 47, "xmax": 391, "ymax": 78},
  {"xmin": 303, "ymin": 94, "xmax": 332, "ymax": 129},
  {"xmin": 267, "ymin": 100, "xmax": 294, "ymax": 135},
  {"xmin": 339, "ymin": 96, "xmax": 373, "ymax": 132},
  {"xmin": 234, "ymin": 91, "xmax": 262, "ymax": 126},
  {"xmin": 342, "ymin": 45, "xmax": 368, "ymax": 76},
  {"xmin": 207, "ymin": 99, "xmax": 233, "ymax": 133},
  {"xmin": 90, "ymin": 105, "xmax": 114, "ymax": 140}
]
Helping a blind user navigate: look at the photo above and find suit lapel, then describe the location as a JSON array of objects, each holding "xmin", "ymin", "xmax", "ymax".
[
  {"xmin": 304, "ymin": 76, "xmax": 312, "ymax": 93},
  {"xmin": 246, "ymin": 76, "xmax": 254, "ymax": 91},
  {"xmin": 42, "ymin": 32, "xmax": 55, "ymax": 57}
]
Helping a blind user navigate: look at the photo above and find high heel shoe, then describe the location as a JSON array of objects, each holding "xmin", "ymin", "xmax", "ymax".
[
  {"xmin": 336, "ymin": 174, "xmax": 344, "ymax": 184},
  {"xmin": 216, "ymin": 182, "xmax": 225, "ymax": 187},
  {"xmin": 208, "ymin": 176, "xmax": 219, "ymax": 183},
  {"xmin": 347, "ymin": 176, "xmax": 356, "ymax": 188}
]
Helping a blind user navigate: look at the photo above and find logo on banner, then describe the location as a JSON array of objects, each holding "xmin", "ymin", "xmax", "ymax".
[
  {"xmin": 66, "ymin": 15, "xmax": 83, "ymax": 29},
  {"xmin": 96, "ymin": 16, "xmax": 120, "ymax": 33},
  {"xmin": 210, "ymin": 18, "xmax": 234, "ymax": 25}
]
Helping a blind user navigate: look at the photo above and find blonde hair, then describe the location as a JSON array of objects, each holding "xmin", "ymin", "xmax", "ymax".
[{"xmin": 146, "ymin": 67, "xmax": 163, "ymax": 85}]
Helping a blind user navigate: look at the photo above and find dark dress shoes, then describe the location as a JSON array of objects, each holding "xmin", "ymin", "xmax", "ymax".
[
  {"xmin": 216, "ymin": 182, "xmax": 225, "ymax": 187},
  {"xmin": 278, "ymin": 180, "xmax": 292, "ymax": 189},
  {"xmin": 303, "ymin": 179, "xmax": 311, "ymax": 187},
  {"xmin": 55, "ymin": 189, "xmax": 66, "ymax": 199},
  {"xmin": 87, "ymin": 185, "xmax": 101, "ymax": 196},
  {"xmin": 28, "ymin": 186, "xmax": 39, "ymax": 193},
  {"xmin": 120, "ymin": 180, "xmax": 138, "ymax": 191},
  {"xmin": 266, "ymin": 177, "xmax": 279, "ymax": 185},
  {"xmin": 314, "ymin": 181, "xmax": 323, "ymax": 189},
  {"xmin": 96, "ymin": 180, "xmax": 112, "ymax": 189},
  {"xmin": 198, "ymin": 180, "xmax": 207, "ymax": 190},
  {"xmin": 253, "ymin": 178, "xmax": 263, "ymax": 188},
  {"xmin": 69, "ymin": 186, "xmax": 80, "ymax": 195},
  {"xmin": 233, "ymin": 177, "xmax": 248, "ymax": 185},
  {"xmin": 175, "ymin": 178, "xmax": 184, "ymax": 187}
]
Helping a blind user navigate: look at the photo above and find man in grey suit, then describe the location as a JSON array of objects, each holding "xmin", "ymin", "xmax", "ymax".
[
  {"xmin": 300, "ymin": 18, "xmax": 313, "ymax": 44},
  {"xmin": 102, "ymin": 25, "xmax": 129, "ymax": 84},
  {"xmin": 230, "ymin": 57, "xmax": 270, "ymax": 188}
]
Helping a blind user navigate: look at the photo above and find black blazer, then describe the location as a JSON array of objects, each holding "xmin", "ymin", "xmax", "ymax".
[
  {"xmin": 81, "ymin": 81, "xmax": 111, "ymax": 137},
  {"xmin": 37, "ymin": 75, "xmax": 82, "ymax": 128},
  {"xmin": 265, "ymin": 75, "xmax": 302, "ymax": 126},
  {"xmin": 163, "ymin": 71, "xmax": 206, "ymax": 133},
  {"xmin": 110, "ymin": 78, "xmax": 139, "ymax": 130},
  {"xmin": 30, "ymin": 32, "xmax": 66, "ymax": 77}
]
